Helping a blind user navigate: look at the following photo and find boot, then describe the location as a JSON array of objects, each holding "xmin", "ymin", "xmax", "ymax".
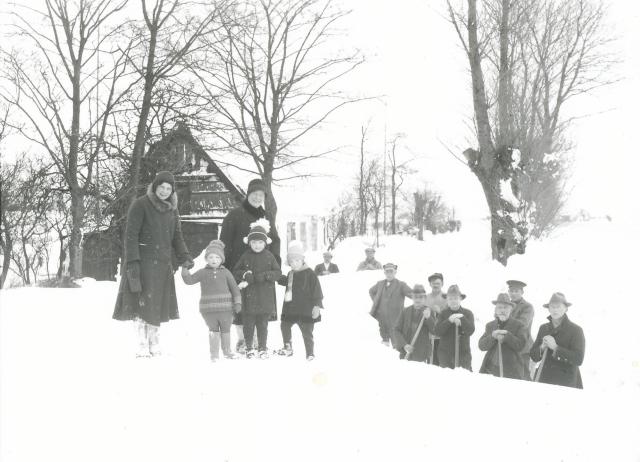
[
  {"xmin": 236, "ymin": 339, "xmax": 246, "ymax": 354},
  {"xmin": 148, "ymin": 324, "xmax": 161, "ymax": 357},
  {"xmin": 135, "ymin": 319, "xmax": 150, "ymax": 358},
  {"xmin": 209, "ymin": 331, "xmax": 221, "ymax": 362},
  {"xmin": 221, "ymin": 332, "xmax": 236, "ymax": 359},
  {"xmin": 277, "ymin": 342, "xmax": 293, "ymax": 357}
]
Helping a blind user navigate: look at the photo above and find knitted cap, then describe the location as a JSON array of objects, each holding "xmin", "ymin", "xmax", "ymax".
[
  {"xmin": 151, "ymin": 171, "xmax": 175, "ymax": 192},
  {"xmin": 247, "ymin": 178, "xmax": 267, "ymax": 197},
  {"xmin": 205, "ymin": 240, "xmax": 225, "ymax": 263},
  {"xmin": 243, "ymin": 218, "xmax": 272, "ymax": 245},
  {"xmin": 287, "ymin": 240, "xmax": 305, "ymax": 260}
]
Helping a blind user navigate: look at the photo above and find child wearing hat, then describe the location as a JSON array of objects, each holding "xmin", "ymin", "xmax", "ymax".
[
  {"xmin": 369, "ymin": 263, "xmax": 413, "ymax": 347},
  {"xmin": 478, "ymin": 293, "xmax": 527, "ymax": 379},
  {"xmin": 233, "ymin": 219, "xmax": 282, "ymax": 359},
  {"xmin": 434, "ymin": 285, "xmax": 476, "ymax": 370},
  {"xmin": 393, "ymin": 284, "xmax": 437, "ymax": 362},
  {"xmin": 531, "ymin": 292, "xmax": 585, "ymax": 389},
  {"xmin": 276, "ymin": 241, "xmax": 324, "ymax": 360},
  {"xmin": 181, "ymin": 240, "xmax": 241, "ymax": 361}
]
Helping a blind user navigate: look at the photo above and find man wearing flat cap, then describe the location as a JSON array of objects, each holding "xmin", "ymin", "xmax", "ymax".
[
  {"xmin": 314, "ymin": 251, "xmax": 340, "ymax": 276},
  {"xmin": 369, "ymin": 263, "xmax": 412, "ymax": 347},
  {"xmin": 357, "ymin": 247, "xmax": 382, "ymax": 271},
  {"xmin": 507, "ymin": 279, "xmax": 535, "ymax": 379}
]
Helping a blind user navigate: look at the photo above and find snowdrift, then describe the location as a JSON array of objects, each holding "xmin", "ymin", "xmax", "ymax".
[{"xmin": 1, "ymin": 219, "xmax": 638, "ymax": 461}]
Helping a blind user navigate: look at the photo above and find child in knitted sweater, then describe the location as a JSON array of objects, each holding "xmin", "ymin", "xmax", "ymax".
[{"xmin": 181, "ymin": 240, "xmax": 241, "ymax": 361}]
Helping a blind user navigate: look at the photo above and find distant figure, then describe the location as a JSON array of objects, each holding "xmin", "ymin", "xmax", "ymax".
[
  {"xmin": 531, "ymin": 293, "xmax": 585, "ymax": 389},
  {"xmin": 507, "ymin": 279, "xmax": 535, "ymax": 379},
  {"xmin": 478, "ymin": 293, "xmax": 527, "ymax": 380},
  {"xmin": 314, "ymin": 251, "xmax": 340, "ymax": 276},
  {"xmin": 369, "ymin": 263, "xmax": 413, "ymax": 347},
  {"xmin": 434, "ymin": 285, "xmax": 475, "ymax": 371},
  {"xmin": 394, "ymin": 284, "xmax": 437, "ymax": 362},
  {"xmin": 357, "ymin": 247, "xmax": 383, "ymax": 271}
]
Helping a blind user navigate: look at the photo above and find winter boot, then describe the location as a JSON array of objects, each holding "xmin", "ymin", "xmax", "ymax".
[
  {"xmin": 148, "ymin": 324, "xmax": 161, "ymax": 357},
  {"xmin": 135, "ymin": 319, "xmax": 150, "ymax": 358},
  {"xmin": 246, "ymin": 349, "xmax": 256, "ymax": 359},
  {"xmin": 221, "ymin": 332, "xmax": 237, "ymax": 359},
  {"xmin": 209, "ymin": 331, "xmax": 221, "ymax": 362},
  {"xmin": 306, "ymin": 355, "xmax": 315, "ymax": 361},
  {"xmin": 277, "ymin": 343, "xmax": 294, "ymax": 357},
  {"xmin": 236, "ymin": 339, "xmax": 246, "ymax": 354},
  {"xmin": 258, "ymin": 349, "xmax": 269, "ymax": 360}
]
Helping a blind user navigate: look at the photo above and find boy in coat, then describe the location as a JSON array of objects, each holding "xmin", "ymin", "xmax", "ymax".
[
  {"xmin": 394, "ymin": 284, "xmax": 437, "ymax": 362},
  {"xmin": 369, "ymin": 263, "xmax": 413, "ymax": 347},
  {"xmin": 531, "ymin": 293, "xmax": 585, "ymax": 389},
  {"xmin": 314, "ymin": 251, "xmax": 340, "ymax": 276},
  {"xmin": 233, "ymin": 219, "xmax": 282, "ymax": 359},
  {"xmin": 181, "ymin": 240, "xmax": 241, "ymax": 361},
  {"xmin": 507, "ymin": 279, "xmax": 535, "ymax": 379},
  {"xmin": 434, "ymin": 285, "xmax": 475, "ymax": 370},
  {"xmin": 478, "ymin": 293, "xmax": 527, "ymax": 379},
  {"xmin": 277, "ymin": 241, "xmax": 324, "ymax": 360},
  {"xmin": 357, "ymin": 248, "xmax": 383, "ymax": 271}
]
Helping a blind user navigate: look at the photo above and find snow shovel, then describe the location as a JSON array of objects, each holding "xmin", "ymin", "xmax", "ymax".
[
  {"xmin": 454, "ymin": 323, "xmax": 459, "ymax": 368},
  {"xmin": 533, "ymin": 348, "xmax": 548, "ymax": 383},
  {"xmin": 405, "ymin": 315, "xmax": 426, "ymax": 361},
  {"xmin": 497, "ymin": 339, "xmax": 504, "ymax": 378}
]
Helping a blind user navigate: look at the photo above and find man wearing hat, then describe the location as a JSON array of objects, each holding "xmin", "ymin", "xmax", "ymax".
[
  {"xmin": 478, "ymin": 293, "xmax": 527, "ymax": 379},
  {"xmin": 314, "ymin": 251, "xmax": 340, "ymax": 276},
  {"xmin": 426, "ymin": 273, "xmax": 447, "ymax": 366},
  {"xmin": 507, "ymin": 280, "xmax": 535, "ymax": 379},
  {"xmin": 434, "ymin": 285, "xmax": 475, "ymax": 370},
  {"xmin": 369, "ymin": 263, "xmax": 413, "ymax": 347},
  {"xmin": 393, "ymin": 284, "xmax": 437, "ymax": 362},
  {"xmin": 220, "ymin": 178, "xmax": 281, "ymax": 353},
  {"xmin": 357, "ymin": 247, "xmax": 383, "ymax": 271},
  {"xmin": 531, "ymin": 293, "xmax": 585, "ymax": 389}
]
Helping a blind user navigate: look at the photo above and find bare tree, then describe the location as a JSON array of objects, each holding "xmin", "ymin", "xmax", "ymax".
[
  {"xmin": 1, "ymin": 0, "xmax": 133, "ymax": 278},
  {"xmin": 387, "ymin": 133, "xmax": 414, "ymax": 234},
  {"xmin": 190, "ymin": 0, "xmax": 365, "ymax": 221},
  {"xmin": 367, "ymin": 159, "xmax": 384, "ymax": 245},
  {"xmin": 447, "ymin": 0, "xmax": 614, "ymax": 264}
]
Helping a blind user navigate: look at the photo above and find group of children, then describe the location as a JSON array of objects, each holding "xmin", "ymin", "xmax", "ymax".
[
  {"xmin": 181, "ymin": 219, "xmax": 323, "ymax": 361},
  {"xmin": 370, "ymin": 264, "xmax": 586, "ymax": 389}
]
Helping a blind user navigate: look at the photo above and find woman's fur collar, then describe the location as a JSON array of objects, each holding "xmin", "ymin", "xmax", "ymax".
[{"xmin": 146, "ymin": 183, "xmax": 178, "ymax": 212}]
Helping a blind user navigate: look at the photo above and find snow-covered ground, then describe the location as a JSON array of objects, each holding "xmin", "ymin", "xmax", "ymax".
[{"xmin": 1, "ymin": 219, "xmax": 639, "ymax": 461}]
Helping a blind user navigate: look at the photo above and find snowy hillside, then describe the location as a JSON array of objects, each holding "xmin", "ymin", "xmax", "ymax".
[{"xmin": 1, "ymin": 219, "xmax": 639, "ymax": 461}]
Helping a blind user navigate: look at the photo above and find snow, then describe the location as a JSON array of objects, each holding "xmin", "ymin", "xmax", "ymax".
[
  {"xmin": 1, "ymin": 219, "xmax": 639, "ymax": 461},
  {"xmin": 499, "ymin": 179, "xmax": 520, "ymax": 209}
]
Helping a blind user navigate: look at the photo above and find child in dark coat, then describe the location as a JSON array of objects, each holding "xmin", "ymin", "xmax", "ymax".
[
  {"xmin": 233, "ymin": 219, "xmax": 282, "ymax": 359},
  {"xmin": 478, "ymin": 293, "xmax": 527, "ymax": 379},
  {"xmin": 276, "ymin": 241, "xmax": 324, "ymax": 360},
  {"xmin": 394, "ymin": 284, "xmax": 437, "ymax": 362},
  {"xmin": 434, "ymin": 284, "xmax": 475, "ymax": 370},
  {"xmin": 181, "ymin": 240, "xmax": 241, "ymax": 361}
]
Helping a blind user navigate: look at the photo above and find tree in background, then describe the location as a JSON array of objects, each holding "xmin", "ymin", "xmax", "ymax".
[
  {"xmin": 387, "ymin": 133, "xmax": 414, "ymax": 234},
  {"xmin": 447, "ymin": 0, "xmax": 614, "ymax": 264}
]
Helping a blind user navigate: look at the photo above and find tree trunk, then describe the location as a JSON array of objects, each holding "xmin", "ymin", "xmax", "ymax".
[
  {"xmin": 56, "ymin": 233, "xmax": 66, "ymax": 280},
  {"xmin": 1, "ymin": 218, "xmax": 11, "ymax": 288},
  {"xmin": 68, "ymin": 190, "xmax": 85, "ymax": 278},
  {"xmin": 263, "ymin": 166, "xmax": 278, "ymax": 224},
  {"xmin": 391, "ymin": 173, "xmax": 396, "ymax": 234}
]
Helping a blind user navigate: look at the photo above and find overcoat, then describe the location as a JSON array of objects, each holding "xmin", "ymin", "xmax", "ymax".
[
  {"xmin": 394, "ymin": 306, "xmax": 436, "ymax": 362},
  {"xmin": 278, "ymin": 267, "xmax": 324, "ymax": 323},
  {"xmin": 113, "ymin": 185, "xmax": 190, "ymax": 325},
  {"xmin": 233, "ymin": 249, "xmax": 281, "ymax": 317},
  {"xmin": 478, "ymin": 317, "xmax": 527, "ymax": 379},
  {"xmin": 434, "ymin": 306, "xmax": 475, "ymax": 370}
]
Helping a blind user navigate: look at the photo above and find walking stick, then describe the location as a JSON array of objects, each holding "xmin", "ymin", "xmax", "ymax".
[
  {"xmin": 534, "ymin": 348, "xmax": 548, "ymax": 383},
  {"xmin": 454, "ymin": 323, "xmax": 460, "ymax": 368},
  {"xmin": 497, "ymin": 339, "xmax": 504, "ymax": 378},
  {"xmin": 429, "ymin": 336, "xmax": 435, "ymax": 365},
  {"xmin": 405, "ymin": 315, "xmax": 426, "ymax": 361}
]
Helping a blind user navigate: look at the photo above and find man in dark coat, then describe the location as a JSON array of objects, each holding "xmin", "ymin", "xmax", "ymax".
[
  {"xmin": 434, "ymin": 285, "xmax": 475, "ymax": 370},
  {"xmin": 426, "ymin": 272, "xmax": 447, "ymax": 365},
  {"xmin": 394, "ymin": 284, "xmax": 437, "ymax": 362},
  {"xmin": 531, "ymin": 292, "xmax": 585, "ymax": 389},
  {"xmin": 113, "ymin": 171, "xmax": 193, "ymax": 357},
  {"xmin": 369, "ymin": 263, "xmax": 413, "ymax": 348},
  {"xmin": 508, "ymin": 279, "xmax": 535, "ymax": 379},
  {"xmin": 479, "ymin": 293, "xmax": 527, "ymax": 380},
  {"xmin": 220, "ymin": 178, "xmax": 281, "ymax": 352},
  {"xmin": 314, "ymin": 251, "xmax": 339, "ymax": 276}
]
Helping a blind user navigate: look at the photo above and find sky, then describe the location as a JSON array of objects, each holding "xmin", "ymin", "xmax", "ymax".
[{"xmin": 2, "ymin": 0, "xmax": 639, "ymax": 224}]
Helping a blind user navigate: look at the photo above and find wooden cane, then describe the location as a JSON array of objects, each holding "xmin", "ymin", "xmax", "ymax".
[
  {"xmin": 497, "ymin": 339, "xmax": 504, "ymax": 378},
  {"xmin": 533, "ymin": 348, "xmax": 548, "ymax": 383},
  {"xmin": 429, "ymin": 336, "xmax": 435, "ymax": 365},
  {"xmin": 454, "ymin": 323, "xmax": 460, "ymax": 368},
  {"xmin": 405, "ymin": 315, "xmax": 426, "ymax": 361}
]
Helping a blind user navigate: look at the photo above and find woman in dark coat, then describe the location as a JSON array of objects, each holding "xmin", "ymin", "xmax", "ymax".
[
  {"xmin": 479, "ymin": 293, "xmax": 527, "ymax": 380},
  {"xmin": 531, "ymin": 292, "xmax": 585, "ymax": 389},
  {"xmin": 113, "ymin": 171, "xmax": 193, "ymax": 357},
  {"xmin": 220, "ymin": 178, "xmax": 281, "ymax": 352}
]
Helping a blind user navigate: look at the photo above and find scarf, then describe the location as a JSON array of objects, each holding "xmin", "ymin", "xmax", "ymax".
[
  {"xmin": 146, "ymin": 183, "xmax": 177, "ymax": 212},
  {"xmin": 284, "ymin": 263, "xmax": 309, "ymax": 302},
  {"xmin": 242, "ymin": 200, "xmax": 266, "ymax": 219}
]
